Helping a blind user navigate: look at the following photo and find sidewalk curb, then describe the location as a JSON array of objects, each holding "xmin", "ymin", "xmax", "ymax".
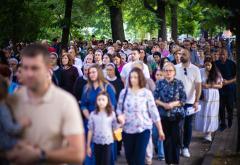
[{"xmin": 202, "ymin": 116, "xmax": 238, "ymax": 165}]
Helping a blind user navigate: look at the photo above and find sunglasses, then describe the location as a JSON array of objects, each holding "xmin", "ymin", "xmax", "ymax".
[{"xmin": 184, "ymin": 68, "xmax": 187, "ymax": 76}]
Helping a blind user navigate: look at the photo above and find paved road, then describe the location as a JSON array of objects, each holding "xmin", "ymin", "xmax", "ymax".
[{"xmin": 116, "ymin": 128, "xmax": 213, "ymax": 165}]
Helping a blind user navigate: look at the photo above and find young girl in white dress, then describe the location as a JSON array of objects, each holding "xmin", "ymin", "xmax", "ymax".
[{"xmin": 195, "ymin": 56, "xmax": 223, "ymax": 142}]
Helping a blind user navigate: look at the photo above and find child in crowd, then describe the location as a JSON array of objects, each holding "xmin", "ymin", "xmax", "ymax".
[
  {"xmin": 87, "ymin": 91, "xmax": 120, "ymax": 165},
  {"xmin": 154, "ymin": 69, "xmax": 165, "ymax": 82},
  {"xmin": 0, "ymin": 75, "xmax": 30, "ymax": 164}
]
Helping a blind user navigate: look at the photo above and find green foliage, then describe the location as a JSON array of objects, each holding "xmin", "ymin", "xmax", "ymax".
[
  {"xmin": 178, "ymin": 0, "xmax": 202, "ymax": 37},
  {"xmin": 0, "ymin": 0, "xmax": 48, "ymax": 45},
  {"xmin": 123, "ymin": 0, "xmax": 158, "ymax": 40},
  {"xmin": 0, "ymin": 0, "xmax": 233, "ymax": 46}
]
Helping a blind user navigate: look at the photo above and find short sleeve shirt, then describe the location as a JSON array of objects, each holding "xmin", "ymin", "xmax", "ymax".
[
  {"xmin": 120, "ymin": 62, "xmax": 150, "ymax": 81},
  {"xmin": 175, "ymin": 63, "xmax": 201, "ymax": 104},
  {"xmin": 12, "ymin": 84, "xmax": 84, "ymax": 151}
]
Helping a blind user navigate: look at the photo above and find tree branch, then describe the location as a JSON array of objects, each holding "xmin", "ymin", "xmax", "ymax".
[{"xmin": 143, "ymin": 0, "xmax": 157, "ymax": 14}]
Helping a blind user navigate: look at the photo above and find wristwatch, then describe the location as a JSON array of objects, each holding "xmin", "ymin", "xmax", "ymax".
[{"xmin": 39, "ymin": 149, "xmax": 47, "ymax": 163}]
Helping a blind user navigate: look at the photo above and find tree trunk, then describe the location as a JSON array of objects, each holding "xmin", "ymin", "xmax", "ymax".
[
  {"xmin": 156, "ymin": 0, "xmax": 167, "ymax": 41},
  {"xmin": 236, "ymin": 26, "xmax": 240, "ymax": 152},
  {"xmin": 109, "ymin": 5, "xmax": 125, "ymax": 42},
  {"xmin": 170, "ymin": 4, "xmax": 178, "ymax": 42},
  {"xmin": 61, "ymin": 0, "xmax": 73, "ymax": 51}
]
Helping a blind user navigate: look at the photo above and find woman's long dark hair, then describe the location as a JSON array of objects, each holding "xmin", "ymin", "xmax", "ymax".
[
  {"xmin": 95, "ymin": 91, "xmax": 113, "ymax": 116},
  {"xmin": 102, "ymin": 53, "xmax": 113, "ymax": 69},
  {"xmin": 204, "ymin": 56, "xmax": 221, "ymax": 83},
  {"xmin": 140, "ymin": 49, "xmax": 148, "ymax": 64}
]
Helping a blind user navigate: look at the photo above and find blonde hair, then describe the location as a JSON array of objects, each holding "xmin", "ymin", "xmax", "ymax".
[{"xmin": 163, "ymin": 62, "xmax": 176, "ymax": 75}]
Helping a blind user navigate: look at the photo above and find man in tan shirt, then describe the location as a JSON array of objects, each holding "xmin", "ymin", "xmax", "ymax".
[{"xmin": 7, "ymin": 44, "xmax": 85, "ymax": 164}]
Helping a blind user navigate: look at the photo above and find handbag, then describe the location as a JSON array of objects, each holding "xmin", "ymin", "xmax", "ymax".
[
  {"xmin": 113, "ymin": 88, "xmax": 128, "ymax": 141},
  {"xmin": 167, "ymin": 107, "xmax": 185, "ymax": 121}
]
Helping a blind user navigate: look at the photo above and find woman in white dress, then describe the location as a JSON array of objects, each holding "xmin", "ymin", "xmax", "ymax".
[{"xmin": 195, "ymin": 56, "xmax": 223, "ymax": 142}]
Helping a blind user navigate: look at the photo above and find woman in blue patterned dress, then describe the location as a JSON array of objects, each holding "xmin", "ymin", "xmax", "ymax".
[{"xmin": 154, "ymin": 62, "xmax": 186, "ymax": 165}]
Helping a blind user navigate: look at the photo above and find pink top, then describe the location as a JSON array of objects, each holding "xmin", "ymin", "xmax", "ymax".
[
  {"xmin": 118, "ymin": 64, "xmax": 125, "ymax": 73},
  {"xmin": 160, "ymin": 49, "xmax": 170, "ymax": 58}
]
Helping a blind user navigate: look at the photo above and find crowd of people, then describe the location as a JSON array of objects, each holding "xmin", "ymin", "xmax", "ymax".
[{"xmin": 0, "ymin": 36, "xmax": 236, "ymax": 165}]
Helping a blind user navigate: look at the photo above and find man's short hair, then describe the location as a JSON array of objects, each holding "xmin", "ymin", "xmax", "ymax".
[
  {"xmin": 183, "ymin": 39, "xmax": 190, "ymax": 43},
  {"xmin": 191, "ymin": 41, "xmax": 197, "ymax": 45},
  {"xmin": 98, "ymin": 40, "xmax": 104, "ymax": 44},
  {"xmin": 21, "ymin": 43, "xmax": 49, "ymax": 63},
  {"xmin": 131, "ymin": 48, "xmax": 140, "ymax": 53},
  {"xmin": 123, "ymin": 40, "xmax": 128, "ymax": 44},
  {"xmin": 52, "ymin": 38, "xmax": 58, "ymax": 42},
  {"xmin": 153, "ymin": 52, "xmax": 161, "ymax": 57}
]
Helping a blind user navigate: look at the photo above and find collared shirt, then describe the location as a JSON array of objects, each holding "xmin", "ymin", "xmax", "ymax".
[
  {"xmin": 12, "ymin": 84, "xmax": 84, "ymax": 151},
  {"xmin": 175, "ymin": 63, "xmax": 201, "ymax": 104},
  {"xmin": 121, "ymin": 49, "xmax": 132, "ymax": 57},
  {"xmin": 120, "ymin": 61, "xmax": 150, "ymax": 81},
  {"xmin": 190, "ymin": 50, "xmax": 200, "ymax": 66},
  {"xmin": 154, "ymin": 79, "xmax": 186, "ymax": 117},
  {"xmin": 116, "ymin": 88, "xmax": 160, "ymax": 134},
  {"xmin": 88, "ymin": 111, "xmax": 119, "ymax": 145}
]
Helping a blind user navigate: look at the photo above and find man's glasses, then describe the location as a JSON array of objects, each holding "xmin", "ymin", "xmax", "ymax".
[{"xmin": 184, "ymin": 68, "xmax": 187, "ymax": 76}]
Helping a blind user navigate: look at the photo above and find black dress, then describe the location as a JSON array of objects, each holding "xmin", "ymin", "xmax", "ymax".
[
  {"xmin": 73, "ymin": 76, "xmax": 88, "ymax": 101},
  {"xmin": 107, "ymin": 77, "xmax": 124, "ymax": 101},
  {"xmin": 60, "ymin": 66, "xmax": 79, "ymax": 94}
]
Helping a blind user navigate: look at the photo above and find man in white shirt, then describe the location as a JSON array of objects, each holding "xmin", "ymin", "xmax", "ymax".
[
  {"xmin": 121, "ymin": 40, "xmax": 132, "ymax": 57},
  {"xmin": 175, "ymin": 48, "xmax": 202, "ymax": 158},
  {"xmin": 120, "ymin": 48, "xmax": 150, "ymax": 85}
]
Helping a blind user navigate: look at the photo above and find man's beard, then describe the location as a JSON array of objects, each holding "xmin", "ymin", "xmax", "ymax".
[{"xmin": 180, "ymin": 57, "xmax": 188, "ymax": 63}]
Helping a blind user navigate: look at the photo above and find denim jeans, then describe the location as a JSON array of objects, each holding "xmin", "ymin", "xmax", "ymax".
[
  {"xmin": 152, "ymin": 125, "xmax": 165, "ymax": 159},
  {"xmin": 145, "ymin": 135, "xmax": 153, "ymax": 163}
]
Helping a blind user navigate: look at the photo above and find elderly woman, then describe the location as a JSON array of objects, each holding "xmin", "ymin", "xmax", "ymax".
[
  {"xmin": 117, "ymin": 67, "xmax": 165, "ymax": 165},
  {"xmin": 154, "ymin": 62, "xmax": 186, "ymax": 165}
]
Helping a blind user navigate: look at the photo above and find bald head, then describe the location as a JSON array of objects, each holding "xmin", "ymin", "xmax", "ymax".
[
  {"xmin": 219, "ymin": 48, "xmax": 228, "ymax": 62},
  {"xmin": 180, "ymin": 48, "xmax": 191, "ymax": 64}
]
